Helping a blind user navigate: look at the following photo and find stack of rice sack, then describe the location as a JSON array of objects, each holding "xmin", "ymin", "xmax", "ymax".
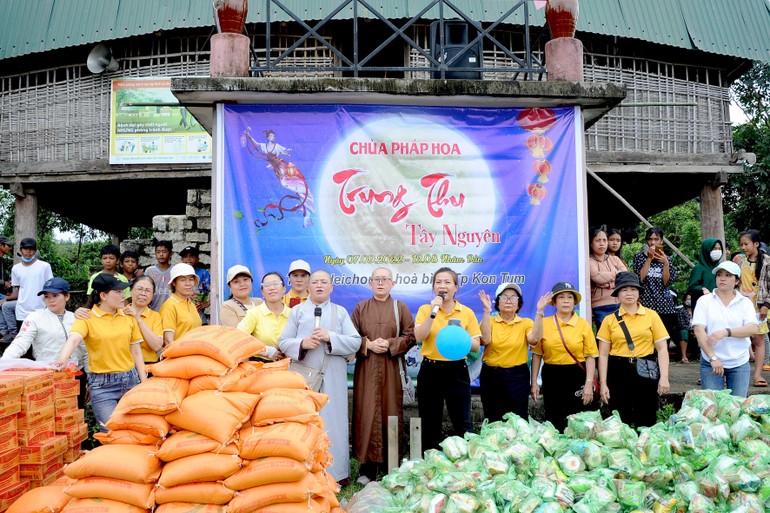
[{"xmin": 6, "ymin": 326, "xmax": 343, "ymax": 513}]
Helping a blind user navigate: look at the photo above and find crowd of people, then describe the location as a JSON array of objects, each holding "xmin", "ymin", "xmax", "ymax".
[{"xmin": 0, "ymin": 227, "xmax": 768, "ymax": 486}]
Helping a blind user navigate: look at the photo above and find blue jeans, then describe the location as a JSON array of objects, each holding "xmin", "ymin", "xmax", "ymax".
[
  {"xmin": 593, "ymin": 304, "xmax": 620, "ymax": 329},
  {"xmin": 0, "ymin": 299, "xmax": 15, "ymax": 335},
  {"xmin": 88, "ymin": 369, "xmax": 140, "ymax": 431},
  {"xmin": 700, "ymin": 359, "xmax": 750, "ymax": 398}
]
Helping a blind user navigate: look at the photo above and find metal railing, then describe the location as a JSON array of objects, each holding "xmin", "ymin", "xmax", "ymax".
[{"xmin": 249, "ymin": 0, "xmax": 547, "ymax": 78}]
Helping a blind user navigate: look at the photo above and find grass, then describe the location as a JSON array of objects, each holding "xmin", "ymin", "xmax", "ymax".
[{"xmin": 337, "ymin": 458, "xmax": 367, "ymax": 503}]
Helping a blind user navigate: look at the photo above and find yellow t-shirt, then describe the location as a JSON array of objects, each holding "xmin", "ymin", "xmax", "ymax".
[
  {"xmin": 237, "ymin": 302, "xmax": 291, "ymax": 348},
  {"xmin": 532, "ymin": 314, "xmax": 598, "ymax": 365},
  {"xmin": 160, "ymin": 293, "xmax": 202, "ymax": 340},
  {"xmin": 415, "ymin": 301, "xmax": 481, "ymax": 361},
  {"xmin": 139, "ymin": 307, "xmax": 163, "ymax": 363},
  {"xmin": 71, "ymin": 306, "xmax": 143, "ymax": 374},
  {"xmin": 283, "ymin": 290, "xmax": 308, "ymax": 307},
  {"xmin": 482, "ymin": 315, "xmax": 534, "ymax": 367},
  {"xmin": 596, "ymin": 304, "xmax": 668, "ymax": 358}
]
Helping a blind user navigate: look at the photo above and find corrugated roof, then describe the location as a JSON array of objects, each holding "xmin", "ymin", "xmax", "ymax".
[{"xmin": 1, "ymin": 0, "xmax": 769, "ymax": 62}]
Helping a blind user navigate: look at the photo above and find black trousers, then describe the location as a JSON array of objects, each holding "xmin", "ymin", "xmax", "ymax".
[
  {"xmin": 541, "ymin": 362, "xmax": 592, "ymax": 433},
  {"xmin": 417, "ymin": 358, "xmax": 472, "ymax": 452},
  {"xmin": 606, "ymin": 355, "xmax": 659, "ymax": 428},
  {"xmin": 480, "ymin": 363, "xmax": 530, "ymax": 422}
]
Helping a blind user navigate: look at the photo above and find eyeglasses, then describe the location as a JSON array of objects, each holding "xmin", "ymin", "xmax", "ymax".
[
  {"xmin": 310, "ymin": 280, "xmax": 330, "ymax": 286},
  {"xmin": 371, "ymin": 277, "xmax": 391, "ymax": 283},
  {"xmin": 499, "ymin": 295, "xmax": 519, "ymax": 303},
  {"xmin": 262, "ymin": 281, "xmax": 283, "ymax": 288}
]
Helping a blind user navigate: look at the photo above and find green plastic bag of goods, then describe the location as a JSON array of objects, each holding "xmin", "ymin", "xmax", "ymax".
[
  {"xmin": 606, "ymin": 448, "xmax": 643, "ymax": 476},
  {"xmin": 687, "ymin": 447, "xmax": 722, "ymax": 471},
  {"xmin": 440, "ymin": 436, "xmax": 469, "ymax": 461},
  {"xmin": 713, "ymin": 390, "xmax": 743, "ymax": 423},
  {"xmin": 716, "ymin": 462, "xmax": 761, "ymax": 493},
  {"xmin": 674, "ymin": 480, "xmax": 700, "ymax": 502},
  {"xmin": 687, "ymin": 493, "xmax": 716, "ymax": 513},
  {"xmin": 495, "ymin": 479, "xmax": 532, "ymax": 511},
  {"xmin": 443, "ymin": 492, "xmax": 481, "ymax": 513},
  {"xmin": 554, "ymin": 481, "xmax": 575, "ymax": 509},
  {"xmin": 565, "ymin": 410, "xmax": 603, "ymax": 440},
  {"xmin": 427, "ymin": 471, "xmax": 478, "ymax": 494},
  {"xmin": 614, "ymin": 478, "xmax": 647, "ymax": 508},
  {"xmin": 597, "ymin": 411, "xmax": 638, "ymax": 448},
  {"xmin": 643, "ymin": 489, "xmax": 677, "ymax": 513},
  {"xmin": 505, "ymin": 412, "xmax": 534, "ymax": 439},
  {"xmin": 518, "ymin": 494, "xmax": 544, "ymax": 513},
  {"xmin": 638, "ymin": 465, "xmax": 675, "ymax": 487},
  {"xmin": 757, "ymin": 413, "xmax": 770, "ymax": 433},
  {"xmin": 590, "ymin": 467, "xmax": 619, "ymax": 492},
  {"xmin": 695, "ymin": 423, "xmax": 730, "ymax": 450},
  {"xmin": 557, "ymin": 450, "xmax": 586, "ymax": 476},
  {"xmin": 346, "ymin": 482, "xmax": 395, "ymax": 513},
  {"xmin": 667, "ymin": 422, "xmax": 695, "ymax": 455},
  {"xmin": 566, "ymin": 475, "xmax": 596, "ymax": 495},
  {"xmin": 741, "ymin": 394, "xmax": 770, "ymax": 417},
  {"xmin": 382, "ymin": 469, "xmax": 413, "ymax": 490},
  {"xmin": 569, "ymin": 440, "xmax": 606, "ymax": 469},
  {"xmin": 504, "ymin": 442, "xmax": 539, "ymax": 469},
  {"xmin": 671, "ymin": 405, "xmax": 708, "ymax": 425},
  {"xmin": 697, "ymin": 466, "xmax": 730, "ymax": 501},
  {"xmin": 635, "ymin": 429, "xmax": 673, "ymax": 466},
  {"xmin": 572, "ymin": 485, "xmax": 616, "ymax": 513},
  {"xmin": 535, "ymin": 456, "xmax": 568, "ymax": 481},
  {"xmin": 535, "ymin": 501, "xmax": 565, "ymax": 513},
  {"xmin": 537, "ymin": 424, "xmax": 563, "ymax": 456},
  {"xmin": 671, "ymin": 457, "xmax": 696, "ymax": 484},
  {"xmin": 730, "ymin": 414, "xmax": 762, "ymax": 444},
  {"xmin": 683, "ymin": 391, "xmax": 718, "ymax": 420},
  {"xmin": 467, "ymin": 434, "xmax": 498, "ymax": 461},
  {"xmin": 727, "ymin": 491, "xmax": 765, "ymax": 513},
  {"xmin": 482, "ymin": 450, "xmax": 510, "ymax": 476},
  {"xmin": 423, "ymin": 449, "xmax": 455, "ymax": 476},
  {"xmin": 530, "ymin": 476, "xmax": 557, "ymax": 499},
  {"xmin": 480, "ymin": 421, "xmax": 517, "ymax": 450}
]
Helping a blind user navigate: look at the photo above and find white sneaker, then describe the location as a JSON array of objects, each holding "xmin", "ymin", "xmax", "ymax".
[{"xmin": 356, "ymin": 475, "xmax": 371, "ymax": 485}]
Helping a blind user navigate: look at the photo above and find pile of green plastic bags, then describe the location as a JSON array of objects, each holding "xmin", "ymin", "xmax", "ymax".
[{"xmin": 346, "ymin": 389, "xmax": 770, "ymax": 513}]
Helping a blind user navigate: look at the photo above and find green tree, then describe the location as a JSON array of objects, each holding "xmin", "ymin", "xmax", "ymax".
[{"xmin": 724, "ymin": 61, "xmax": 770, "ymax": 237}]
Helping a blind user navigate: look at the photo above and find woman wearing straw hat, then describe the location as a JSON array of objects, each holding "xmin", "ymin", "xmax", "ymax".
[
  {"xmin": 530, "ymin": 282, "xmax": 598, "ymax": 432},
  {"xmin": 478, "ymin": 282, "xmax": 545, "ymax": 422},
  {"xmin": 597, "ymin": 272, "xmax": 670, "ymax": 427},
  {"xmin": 692, "ymin": 261, "xmax": 758, "ymax": 397},
  {"xmin": 159, "ymin": 263, "xmax": 202, "ymax": 345}
]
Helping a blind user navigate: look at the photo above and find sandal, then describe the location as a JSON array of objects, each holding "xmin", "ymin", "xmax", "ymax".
[
  {"xmin": 680, "ymin": 358, "xmax": 689, "ymax": 364},
  {"xmin": 763, "ymin": 364, "xmax": 770, "ymax": 371},
  {"xmin": 753, "ymin": 377, "xmax": 769, "ymax": 387}
]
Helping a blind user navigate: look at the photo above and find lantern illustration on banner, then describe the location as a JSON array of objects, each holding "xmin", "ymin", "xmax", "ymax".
[
  {"xmin": 533, "ymin": 160, "xmax": 552, "ymax": 183},
  {"xmin": 528, "ymin": 183, "xmax": 547, "ymax": 205},
  {"xmin": 526, "ymin": 133, "xmax": 554, "ymax": 159}
]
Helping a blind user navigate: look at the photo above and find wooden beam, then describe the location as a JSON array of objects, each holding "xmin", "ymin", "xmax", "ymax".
[
  {"xmin": 588, "ymin": 163, "xmax": 742, "ymax": 174},
  {"xmin": 587, "ymin": 150, "xmax": 733, "ymax": 167},
  {"xmin": 0, "ymin": 160, "xmax": 210, "ymax": 183}
]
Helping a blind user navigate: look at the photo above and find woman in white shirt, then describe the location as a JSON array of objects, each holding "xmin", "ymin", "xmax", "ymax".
[{"xmin": 692, "ymin": 261, "xmax": 759, "ymax": 397}]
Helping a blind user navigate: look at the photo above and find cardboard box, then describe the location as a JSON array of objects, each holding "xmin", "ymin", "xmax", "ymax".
[
  {"xmin": 20, "ymin": 454, "xmax": 63, "ymax": 480},
  {"xmin": 53, "ymin": 371, "xmax": 71, "ymax": 382},
  {"xmin": 55, "ymin": 409, "xmax": 84, "ymax": 433},
  {"xmin": 1, "ymin": 370, "xmax": 54, "ymax": 394},
  {"xmin": 0, "ymin": 415, "xmax": 16, "ymax": 439},
  {"xmin": 63, "ymin": 446, "xmax": 80, "ymax": 463},
  {"xmin": 0, "ymin": 481, "xmax": 29, "ymax": 512},
  {"xmin": 20, "ymin": 386, "xmax": 54, "ymax": 412},
  {"xmin": 19, "ymin": 434, "xmax": 67, "ymax": 464},
  {"xmin": 28, "ymin": 469, "xmax": 64, "ymax": 490},
  {"xmin": 0, "ymin": 470, "xmax": 19, "ymax": 494},
  {"xmin": 68, "ymin": 423, "xmax": 88, "ymax": 446},
  {"xmin": 53, "ymin": 379, "xmax": 80, "ymax": 398},
  {"xmin": 0, "ymin": 449, "xmax": 19, "ymax": 477},
  {"xmin": 0, "ymin": 397, "xmax": 21, "ymax": 418},
  {"xmin": 54, "ymin": 395, "xmax": 78, "ymax": 414},
  {"xmin": 17, "ymin": 404, "xmax": 54, "ymax": 430},
  {"xmin": 18, "ymin": 419, "xmax": 55, "ymax": 446},
  {"xmin": 0, "ymin": 376, "xmax": 23, "ymax": 400},
  {"xmin": 0, "ymin": 431, "xmax": 17, "ymax": 454}
]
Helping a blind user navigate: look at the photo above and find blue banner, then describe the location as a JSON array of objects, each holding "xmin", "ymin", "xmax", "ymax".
[{"xmin": 219, "ymin": 104, "xmax": 585, "ymax": 319}]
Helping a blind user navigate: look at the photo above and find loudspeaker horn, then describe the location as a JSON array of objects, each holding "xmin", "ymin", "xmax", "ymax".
[{"xmin": 87, "ymin": 44, "xmax": 120, "ymax": 74}]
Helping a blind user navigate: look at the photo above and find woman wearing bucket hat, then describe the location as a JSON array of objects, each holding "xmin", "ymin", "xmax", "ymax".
[
  {"xmin": 530, "ymin": 282, "xmax": 599, "ymax": 432},
  {"xmin": 597, "ymin": 271, "xmax": 670, "ymax": 427},
  {"xmin": 692, "ymin": 261, "xmax": 758, "ymax": 397},
  {"xmin": 220, "ymin": 265, "xmax": 263, "ymax": 327},
  {"xmin": 159, "ymin": 263, "xmax": 202, "ymax": 345},
  {"xmin": 478, "ymin": 282, "xmax": 543, "ymax": 421},
  {"xmin": 53, "ymin": 273, "xmax": 146, "ymax": 431}
]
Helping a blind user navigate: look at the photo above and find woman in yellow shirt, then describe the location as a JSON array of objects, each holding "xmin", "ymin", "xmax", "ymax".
[
  {"xmin": 123, "ymin": 275, "xmax": 163, "ymax": 365},
  {"xmin": 237, "ymin": 271, "xmax": 290, "ymax": 359},
  {"xmin": 597, "ymin": 272, "xmax": 670, "ymax": 427},
  {"xmin": 54, "ymin": 273, "xmax": 146, "ymax": 431},
  {"xmin": 414, "ymin": 267, "xmax": 481, "ymax": 451},
  {"xmin": 479, "ymin": 282, "xmax": 547, "ymax": 422},
  {"xmin": 160, "ymin": 263, "xmax": 202, "ymax": 346},
  {"xmin": 531, "ymin": 282, "xmax": 598, "ymax": 432}
]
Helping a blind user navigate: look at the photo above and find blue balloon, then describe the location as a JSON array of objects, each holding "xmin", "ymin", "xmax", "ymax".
[{"xmin": 436, "ymin": 324, "xmax": 472, "ymax": 360}]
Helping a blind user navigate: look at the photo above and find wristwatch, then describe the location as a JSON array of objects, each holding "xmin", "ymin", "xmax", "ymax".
[{"xmin": 710, "ymin": 355, "xmax": 719, "ymax": 362}]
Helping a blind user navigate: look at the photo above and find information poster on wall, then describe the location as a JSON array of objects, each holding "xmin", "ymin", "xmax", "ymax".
[
  {"xmin": 217, "ymin": 104, "xmax": 586, "ymax": 318},
  {"xmin": 109, "ymin": 77, "xmax": 212, "ymax": 164}
]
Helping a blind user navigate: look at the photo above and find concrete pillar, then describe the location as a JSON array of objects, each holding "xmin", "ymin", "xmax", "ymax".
[
  {"xmin": 14, "ymin": 189, "xmax": 38, "ymax": 262},
  {"xmin": 210, "ymin": 33, "xmax": 250, "ymax": 78},
  {"xmin": 700, "ymin": 182, "xmax": 725, "ymax": 245},
  {"xmin": 545, "ymin": 38, "xmax": 584, "ymax": 82}
]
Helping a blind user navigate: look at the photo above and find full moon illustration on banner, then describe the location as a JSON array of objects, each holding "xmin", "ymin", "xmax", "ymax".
[{"xmin": 317, "ymin": 115, "xmax": 496, "ymax": 290}]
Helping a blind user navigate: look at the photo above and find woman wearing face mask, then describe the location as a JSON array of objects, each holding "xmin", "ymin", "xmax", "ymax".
[
  {"xmin": 414, "ymin": 267, "xmax": 481, "ymax": 451},
  {"xmin": 159, "ymin": 263, "xmax": 202, "ymax": 346}
]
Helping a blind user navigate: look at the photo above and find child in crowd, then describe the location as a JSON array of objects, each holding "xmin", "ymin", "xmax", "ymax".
[
  {"xmin": 87, "ymin": 245, "xmax": 128, "ymax": 295},
  {"xmin": 145, "ymin": 240, "xmax": 173, "ymax": 311},
  {"xmin": 180, "ymin": 245, "xmax": 210, "ymax": 325},
  {"xmin": 120, "ymin": 250, "xmax": 141, "ymax": 282}
]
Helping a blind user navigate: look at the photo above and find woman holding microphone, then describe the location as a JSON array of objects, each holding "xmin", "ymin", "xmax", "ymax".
[{"xmin": 414, "ymin": 267, "xmax": 481, "ymax": 451}]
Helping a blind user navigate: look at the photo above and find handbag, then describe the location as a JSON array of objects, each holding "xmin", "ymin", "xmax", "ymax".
[
  {"xmin": 394, "ymin": 300, "xmax": 417, "ymax": 406},
  {"xmin": 554, "ymin": 316, "xmax": 599, "ymax": 396},
  {"xmin": 614, "ymin": 311, "xmax": 660, "ymax": 380},
  {"xmin": 288, "ymin": 304, "xmax": 337, "ymax": 392}
]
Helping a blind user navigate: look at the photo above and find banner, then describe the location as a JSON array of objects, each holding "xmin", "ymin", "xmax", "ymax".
[
  {"xmin": 218, "ymin": 104, "xmax": 586, "ymax": 319},
  {"xmin": 110, "ymin": 78, "xmax": 212, "ymax": 164}
]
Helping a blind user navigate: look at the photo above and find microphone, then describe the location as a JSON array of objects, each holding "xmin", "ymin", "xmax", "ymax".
[
  {"xmin": 430, "ymin": 293, "xmax": 445, "ymax": 319},
  {"xmin": 314, "ymin": 307, "xmax": 322, "ymax": 329}
]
